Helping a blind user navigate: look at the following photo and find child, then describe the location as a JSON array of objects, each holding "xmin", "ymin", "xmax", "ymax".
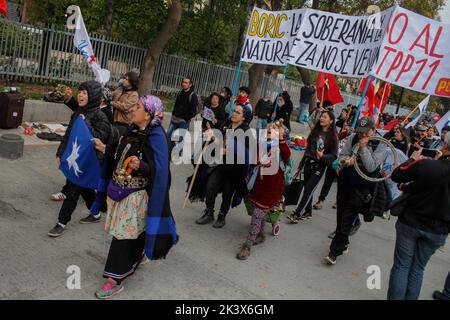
[
  {"xmin": 48, "ymin": 80, "xmax": 112, "ymax": 237},
  {"xmin": 237, "ymin": 120, "xmax": 291, "ymax": 260}
]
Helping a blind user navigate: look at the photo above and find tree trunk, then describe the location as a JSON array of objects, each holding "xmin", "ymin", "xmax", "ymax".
[
  {"xmin": 248, "ymin": 64, "xmax": 268, "ymax": 105},
  {"xmin": 139, "ymin": 0, "xmax": 182, "ymax": 95},
  {"xmin": 104, "ymin": 0, "xmax": 114, "ymax": 38},
  {"xmin": 439, "ymin": 97, "xmax": 450, "ymax": 115}
]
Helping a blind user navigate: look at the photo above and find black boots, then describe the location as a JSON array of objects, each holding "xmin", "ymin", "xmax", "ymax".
[
  {"xmin": 196, "ymin": 209, "xmax": 214, "ymax": 225},
  {"xmin": 212, "ymin": 212, "xmax": 226, "ymax": 228}
]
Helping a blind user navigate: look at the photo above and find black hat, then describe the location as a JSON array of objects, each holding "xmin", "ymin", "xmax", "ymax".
[{"xmin": 355, "ymin": 116, "xmax": 375, "ymax": 133}]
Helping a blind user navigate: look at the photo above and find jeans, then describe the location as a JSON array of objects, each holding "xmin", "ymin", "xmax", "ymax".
[
  {"xmin": 387, "ymin": 220, "xmax": 448, "ymax": 300},
  {"xmin": 297, "ymin": 103, "xmax": 309, "ymax": 123},
  {"xmin": 167, "ymin": 120, "xmax": 190, "ymax": 156}
]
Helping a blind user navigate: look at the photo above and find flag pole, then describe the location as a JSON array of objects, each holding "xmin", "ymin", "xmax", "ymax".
[
  {"xmin": 417, "ymin": 126, "xmax": 435, "ymax": 144},
  {"xmin": 271, "ymin": 64, "xmax": 289, "ymax": 122},
  {"xmin": 228, "ymin": 60, "xmax": 243, "ymax": 119},
  {"xmin": 401, "ymin": 103, "xmax": 421, "ymax": 125},
  {"xmin": 375, "ymin": 82, "xmax": 388, "ymax": 126},
  {"xmin": 352, "ymin": 75, "xmax": 373, "ymax": 129}
]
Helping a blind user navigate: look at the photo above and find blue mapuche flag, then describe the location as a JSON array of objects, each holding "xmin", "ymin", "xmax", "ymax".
[{"xmin": 59, "ymin": 116, "xmax": 101, "ymax": 189}]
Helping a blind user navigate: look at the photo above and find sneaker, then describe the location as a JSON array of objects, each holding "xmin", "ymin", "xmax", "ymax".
[
  {"xmin": 79, "ymin": 215, "xmax": 101, "ymax": 224},
  {"xmin": 343, "ymin": 245, "xmax": 349, "ymax": 254},
  {"xmin": 253, "ymin": 232, "xmax": 266, "ymax": 246},
  {"xmin": 48, "ymin": 223, "xmax": 66, "ymax": 237},
  {"xmin": 300, "ymin": 212, "xmax": 312, "ymax": 220},
  {"xmin": 95, "ymin": 279, "xmax": 124, "ymax": 300},
  {"xmin": 350, "ymin": 222, "xmax": 361, "ymax": 236},
  {"xmin": 287, "ymin": 212, "xmax": 301, "ymax": 224},
  {"xmin": 432, "ymin": 290, "xmax": 449, "ymax": 300},
  {"xmin": 236, "ymin": 244, "xmax": 251, "ymax": 260},
  {"xmin": 212, "ymin": 213, "xmax": 226, "ymax": 228},
  {"xmin": 50, "ymin": 192, "xmax": 66, "ymax": 201},
  {"xmin": 328, "ymin": 231, "xmax": 336, "ymax": 239},
  {"xmin": 196, "ymin": 210, "xmax": 214, "ymax": 225},
  {"xmin": 332, "ymin": 202, "xmax": 338, "ymax": 209},
  {"xmin": 313, "ymin": 201, "xmax": 323, "ymax": 210},
  {"xmin": 324, "ymin": 253, "xmax": 337, "ymax": 265},
  {"xmin": 138, "ymin": 255, "xmax": 150, "ymax": 268}
]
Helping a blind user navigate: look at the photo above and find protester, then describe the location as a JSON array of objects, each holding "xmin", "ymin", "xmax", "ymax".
[
  {"xmin": 111, "ymin": 70, "xmax": 140, "ymax": 136},
  {"xmin": 432, "ymin": 271, "xmax": 450, "ymax": 300},
  {"xmin": 409, "ymin": 124, "xmax": 433, "ymax": 156},
  {"xmin": 335, "ymin": 106, "xmax": 350, "ymax": 132},
  {"xmin": 387, "ymin": 133, "xmax": 450, "ymax": 300},
  {"xmin": 254, "ymin": 94, "xmax": 273, "ymax": 132},
  {"xmin": 167, "ymin": 77, "xmax": 199, "ymax": 156},
  {"xmin": 237, "ymin": 122, "xmax": 291, "ymax": 260},
  {"xmin": 287, "ymin": 110, "xmax": 338, "ymax": 223},
  {"xmin": 220, "ymin": 86, "xmax": 232, "ymax": 107},
  {"xmin": 325, "ymin": 117, "xmax": 387, "ymax": 265},
  {"xmin": 272, "ymin": 81, "xmax": 293, "ymax": 131},
  {"xmin": 48, "ymin": 80, "xmax": 112, "ymax": 237},
  {"xmin": 430, "ymin": 126, "xmax": 450, "ymax": 150},
  {"xmin": 195, "ymin": 103, "xmax": 252, "ymax": 228},
  {"xmin": 298, "ymin": 84, "xmax": 315, "ymax": 124},
  {"xmin": 202, "ymin": 92, "xmax": 227, "ymax": 130},
  {"xmin": 385, "ymin": 127, "xmax": 411, "ymax": 155},
  {"xmin": 92, "ymin": 95, "xmax": 177, "ymax": 299}
]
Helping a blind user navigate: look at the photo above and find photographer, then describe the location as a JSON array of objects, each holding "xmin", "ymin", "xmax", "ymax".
[{"xmin": 387, "ymin": 133, "xmax": 450, "ymax": 300}]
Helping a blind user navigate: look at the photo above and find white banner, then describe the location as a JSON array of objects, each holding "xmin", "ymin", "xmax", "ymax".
[
  {"xmin": 371, "ymin": 7, "xmax": 450, "ymax": 97},
  {"xmin": 69, "ymin": 6, "xmax": 110, "ymax": 84},
  {"xmin": 288, "ymin": 7, "xmax": 394, "ymax": 77},
  {"xmin": 240, "ymin": 7, "xmax": 305, "ymax": 66},
  {"xmin": 404, "ymin": 95, "xmax": 430, "ymax": 129}
]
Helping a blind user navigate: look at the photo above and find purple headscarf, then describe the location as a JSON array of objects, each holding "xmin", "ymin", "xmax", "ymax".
[{"xmin": 140, "ymin": 95, "xmax": 164, "ymax": 127}]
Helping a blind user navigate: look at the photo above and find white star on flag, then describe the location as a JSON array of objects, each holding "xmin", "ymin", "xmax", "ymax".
[{"xmin": 66, "ymin": 137, "xmax": 83, "ymax": 177}]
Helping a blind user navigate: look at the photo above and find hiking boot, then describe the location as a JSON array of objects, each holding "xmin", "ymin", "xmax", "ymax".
[
  {"xmin": 313, "ymin": 201, "xmax": 323, "ymax": 210},
  {"xmin": 287, "ymin": 212, "xmax": 301, "ymax": 224},
  {"xmin": 79, "ymin": 215, "xmax": 101, "ymax": 224},
  {"xmin": 324, "ymin": 253, "xmax": 337, "ymax": 265},
  {"xmin": 300, "ymin": 212, "xmax": 312, "ymax": 220},
  {"xmin": 328, "ymin": 231, "xmax": 336, "ymax": 239},
  {"xmin": 432, "ymin": 290, "xmax": 449, "ymax": 300},
  {"xmin": 95, "ymin": 279, "xmax": 124, "ymax": 300},
  {"xmin": 253, "ymin": 232, "xmax": 266, "ymax": 245},
  {"xmin": 48, "ymin": 223, "xmax": 66, "ymax": 237},
  {"xmin": 350, "ymin": 222, "xmax": 361, "ymax": 236},
  {"xmin": 236, "ymin": 244, "xmax": 251, "ymax": 260},
  {"xmin": 213, "ymin": 213, "xmax": 226, "ymax": 228},
  {"xmin": 196, "ymin": 209, "xmax": 214, "ymax": 225}
]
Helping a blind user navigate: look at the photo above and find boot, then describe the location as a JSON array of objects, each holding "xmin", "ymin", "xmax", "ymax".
[
  {"xmin": 236, "ymin": 244, "xmax": 251, "ymax": 260},
  {"xmin": 212, "ymin": 212, "xmax": 226, "ymax": 228},
  {"xmin": 196, "ymin": 209, "xmax": 214, "ymax": 225}
]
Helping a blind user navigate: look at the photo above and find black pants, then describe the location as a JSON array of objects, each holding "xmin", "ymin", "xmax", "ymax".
[
  {"xmin": 294, "ymin": 160, "xmax": 326, "ymax": 216},
  {"xmin": 318, "ymin": 166, "xmax": 337, "ymax": 202},
  {"xmin": 205, "ymin": 166, "xmax": 235, "ymax": 215},
  {"xmin": 58, "ymin": 180, "xmax": 96, "ymax": 225},
  {"xmin": 329, "ymin": 180, "xmax": 371, "ymax": 257}
]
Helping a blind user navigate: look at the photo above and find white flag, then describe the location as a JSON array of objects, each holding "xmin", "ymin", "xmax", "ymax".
[
  {"xmin": 434, "ymin": 110, "xmax": 450, "ymax": 135},
  {"xmin": 405, "ymin": 95, "xmax": 430, "ymax": 129},
  {"xmin": 71, "ymin": 6, "xmax": 110, "ymax": 84}
]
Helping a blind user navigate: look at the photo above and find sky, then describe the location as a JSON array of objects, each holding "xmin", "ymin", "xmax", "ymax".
[{"xmin": 440, "ymin": 0, "xmax": 450, "ymax": 23}]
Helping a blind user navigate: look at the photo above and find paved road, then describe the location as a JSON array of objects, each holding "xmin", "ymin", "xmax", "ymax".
[{"xmin": 0, "ymin": 120, "xmax": 448, "ymax": 300}]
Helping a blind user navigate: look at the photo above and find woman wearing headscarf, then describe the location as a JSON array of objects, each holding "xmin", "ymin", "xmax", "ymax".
[{"xmin": 94, "ymin": 95, "xmax": 178, "ymax": 299}]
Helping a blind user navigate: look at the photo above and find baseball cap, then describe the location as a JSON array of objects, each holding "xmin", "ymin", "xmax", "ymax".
[
  {"xmin": 415, "ymin": 124, "xmax": 427, "ymax": 131},
  {"xmin": 355, "ymin": 117, "xmax": 375, "ymax": 133}
]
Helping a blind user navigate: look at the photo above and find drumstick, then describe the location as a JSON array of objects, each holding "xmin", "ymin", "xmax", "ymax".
[{"xmin": 183, "ymin": 123, "xmax": 213, "ymax": 209}]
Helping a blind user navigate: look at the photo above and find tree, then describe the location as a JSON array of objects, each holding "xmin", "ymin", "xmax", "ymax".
[
  {"xmin": 104, "ymin": 0, "xmax": 114, "ymax": 38},
  {"xmin": 139, "ymin": 0, "xmax": 182, "ymax": 95}
]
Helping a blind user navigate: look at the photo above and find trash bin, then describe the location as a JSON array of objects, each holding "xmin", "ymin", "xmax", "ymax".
[{"xmin": 0, "ymin": 93, "xmax": 25, "ymax": 129}]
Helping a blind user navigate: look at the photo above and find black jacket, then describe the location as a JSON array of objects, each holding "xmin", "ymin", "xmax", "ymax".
[
  {"xmin": 300, "ymin": 86, "xmax": 315, "ymax": 104},
  {"xmin": 172, "ymin": 89, "xmax": 199, "ymax": 122},
  {"xmin": 57, "ymin": 81, "xmax": 112, "ymax": 163},
  {"xmin": 392, "ymin": 157, "xmax": 450, "ymax": 234},
  {"xmin": 255, "ymin": 98, "xmax": 273, "ymax": 119}
]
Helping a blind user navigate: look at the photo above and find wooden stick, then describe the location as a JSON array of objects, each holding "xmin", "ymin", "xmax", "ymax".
[
  {"xmin": 401, "ymin": 103, "xmax": 421, "ymax": 125},
  {"xmin": 183, "ymin": 124, "xmax": 213, "ymax": 209},
  {"xmin": 417, "ymin": 126, "xmax": 434, "ymax": 144}
]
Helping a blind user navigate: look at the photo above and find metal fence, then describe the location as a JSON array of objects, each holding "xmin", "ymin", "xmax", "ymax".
[{"xmin": 0, "ymin": 18, "xmax": 409, "ymax": 114}]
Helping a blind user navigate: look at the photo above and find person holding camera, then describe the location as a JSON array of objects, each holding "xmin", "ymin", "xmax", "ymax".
[{"xmin": 387, "ymin": 133, "xmax": 450, "ymax": 300}]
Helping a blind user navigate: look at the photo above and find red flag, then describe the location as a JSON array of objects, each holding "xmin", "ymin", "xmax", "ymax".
[
  {"xmin": 0, "ymin": 0, "xmax": 6, "ymax": 17},
  {"xmin": 374, "ymin": 83, "xmax": 391, "ymax": 114},
  {"xmin": 384, "ymin": 118, "xmax": 399, "ymax": 131},
  {"xmin": 316, "ymin": 72, "xmax": 343, "ymax": 106},
  {"xmin": 359, "ymin": 77, "xmax": 375, "ymax": 117}
]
